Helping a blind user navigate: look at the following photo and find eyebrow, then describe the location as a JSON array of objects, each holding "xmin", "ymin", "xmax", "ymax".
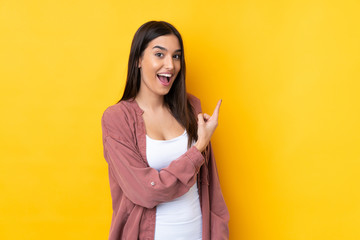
[{"xmin": 152, "ymin": 45, "xmax": 182, "ymax": 53}]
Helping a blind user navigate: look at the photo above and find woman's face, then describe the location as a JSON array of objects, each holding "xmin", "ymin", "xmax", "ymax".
[{"xmin": 138, "ymin": 34, "xmax": 181, "ymax": 97}]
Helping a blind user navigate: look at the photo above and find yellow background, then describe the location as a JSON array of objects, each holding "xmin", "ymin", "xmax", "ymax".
[{"xmin": 1, "ymin": 0, "xmax": 359, "ymax": 239}]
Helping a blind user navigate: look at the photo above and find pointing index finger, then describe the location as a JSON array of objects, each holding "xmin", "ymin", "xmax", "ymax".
[{"xmin": 212, "ymin": 99, "xmax": 222, "ymax": 118}]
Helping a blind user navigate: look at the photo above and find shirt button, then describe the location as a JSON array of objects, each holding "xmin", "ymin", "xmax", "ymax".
[{"xmin": 150, "ymin": 181, "xmax": 155, "ymax": 186}]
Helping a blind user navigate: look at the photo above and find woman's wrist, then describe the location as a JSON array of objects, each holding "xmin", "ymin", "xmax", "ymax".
[{"xmin": 194, "ymin": 140, "xmax": 207, "ymax": 152}]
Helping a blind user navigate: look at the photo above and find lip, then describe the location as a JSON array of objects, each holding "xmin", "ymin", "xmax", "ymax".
[
  {"xmin": 157, "ymin": 72, "xmax": 173, "ymax": 76},
  {"xmin": 157, "ymin": 72, "xmax": 174, "ymax": 86},
  {"xmin": 157, "ymin": 75, "xmax": 171, "ymax": 86}
]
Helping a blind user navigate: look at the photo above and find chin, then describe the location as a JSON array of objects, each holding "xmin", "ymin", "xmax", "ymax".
[
  {"xmin": 157, "ymin": 85, "xmax": 173, "ymax": 96},
  {"xmin": 158, "ymin": 89, "xmax": 171, "ymax": 96}
]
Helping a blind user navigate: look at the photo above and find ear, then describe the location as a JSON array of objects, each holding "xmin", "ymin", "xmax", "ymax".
[{"xmin": 138, "ymin": 57, "xmax": 142, "ymax": 68}]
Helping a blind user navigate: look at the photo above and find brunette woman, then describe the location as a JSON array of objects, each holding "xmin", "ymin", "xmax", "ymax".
[{"xmin": 101, "ymin": 21, "xmax": 229, "ymax": 240}]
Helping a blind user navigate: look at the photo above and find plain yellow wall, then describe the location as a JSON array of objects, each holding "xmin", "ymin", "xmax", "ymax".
[{"xmin": 1, "ymin": 0, "xmax": 359, "ymax": 239}]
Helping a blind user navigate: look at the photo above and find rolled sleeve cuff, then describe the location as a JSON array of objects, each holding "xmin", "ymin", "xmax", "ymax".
[{"xmin": 185, "ymin": 145, "xmax": 205, "ymax": 173}]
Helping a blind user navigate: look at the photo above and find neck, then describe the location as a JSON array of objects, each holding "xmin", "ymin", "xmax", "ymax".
[{"xmin": 135, "ymin": 91, "xmax": 166, "ymax": 112}]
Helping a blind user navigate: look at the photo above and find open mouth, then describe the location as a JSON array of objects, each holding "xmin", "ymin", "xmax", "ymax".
[{"xmin": 157, "ymin": 73, "xmax": 172, "ymax": 84}]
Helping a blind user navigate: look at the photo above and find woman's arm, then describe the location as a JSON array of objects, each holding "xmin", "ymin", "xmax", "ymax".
[
  {"xmin": 102, "ymin": 106, "xmax": 204, "ymax": 209},
  {"xmin": 189, "ymin": 94, "xmax": 229, "ymax": 238}
]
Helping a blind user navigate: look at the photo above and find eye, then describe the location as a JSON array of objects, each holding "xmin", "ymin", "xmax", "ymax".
[
  {"xmin": 173, "ymin": 54, "xmax": 181, "ymax": 60},
  {"xmin": 155, "ymin": 52, "xmax": 164, "ymax": 58}
]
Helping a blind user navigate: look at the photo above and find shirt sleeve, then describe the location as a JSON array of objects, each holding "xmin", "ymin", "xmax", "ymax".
[
  {"xmin": 188, "ymin": 94, "xmax": 230, "ymax": 238},
  {"xmin": 207, "ymin": 142, "xmax": 230, "ymax": 239},
  {"xmin": 101, "ymin": 106, "xmax": 205, "ymax": 209}
]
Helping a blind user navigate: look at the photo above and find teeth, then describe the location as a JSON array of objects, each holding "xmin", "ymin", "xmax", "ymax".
[{"xmin": 158, "ymin": 73, "xmax": 172, "ymax": 77}]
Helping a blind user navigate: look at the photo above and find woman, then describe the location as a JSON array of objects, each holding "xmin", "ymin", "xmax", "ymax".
[{"xmin": 101, "ymin": 21, "xmax": 229, "ymax": 240}]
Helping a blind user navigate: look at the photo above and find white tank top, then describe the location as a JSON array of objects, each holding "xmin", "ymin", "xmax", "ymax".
[{"xmin": 146, "ymin": 130, "xmax": 202, "ymax": 240}]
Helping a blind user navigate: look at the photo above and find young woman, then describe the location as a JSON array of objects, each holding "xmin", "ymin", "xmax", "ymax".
[{"xmin": 101, "ymin": 21, "xmax": 229, "ymax": 240}]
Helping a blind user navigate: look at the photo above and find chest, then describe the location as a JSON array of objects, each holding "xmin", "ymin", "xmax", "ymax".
[
  {"xmin": 146, "ymin": 131, "xmax": 188, "ymax": 170},
  {"xmin": 142, "ymin": 109, "xmax": 185, "ymax": 141}
]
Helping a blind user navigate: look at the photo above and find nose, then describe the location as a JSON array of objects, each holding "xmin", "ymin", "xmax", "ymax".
[{"xmin": 164, "ymin": 55, "xmax": 174, "ymax": 70}]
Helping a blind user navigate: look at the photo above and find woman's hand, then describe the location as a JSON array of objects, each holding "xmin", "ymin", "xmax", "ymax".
[{"xmin": 194, "ymin": 99, "xmax": 222, "ymax": 152}]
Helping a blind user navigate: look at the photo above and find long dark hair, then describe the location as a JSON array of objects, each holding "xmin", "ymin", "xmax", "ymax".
[{"xmin": 119, "ymin": 21, "xmax": 198, "ymax": 147}]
